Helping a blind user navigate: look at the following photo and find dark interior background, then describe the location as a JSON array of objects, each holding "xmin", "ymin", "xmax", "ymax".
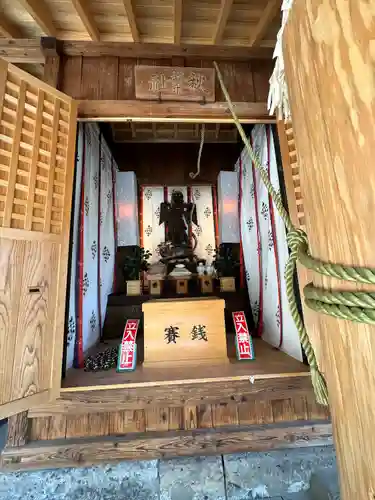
[{"xmin": 100, "ymin": 123, "xmax": 255, "ymax": 186}]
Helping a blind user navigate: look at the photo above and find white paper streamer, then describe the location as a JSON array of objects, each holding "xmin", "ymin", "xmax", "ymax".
[{"xmin": 268, "ymin": 0, "xmax": 295, "ymax": 120}]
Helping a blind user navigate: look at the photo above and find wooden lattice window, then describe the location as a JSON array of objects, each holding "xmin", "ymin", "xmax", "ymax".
[
  {"xmin": 0, "ymin": 61, "xmax": 75, "ymax": 235},
  {"xmin": 277, "ymin": 120, "xmax": 306, "ymax": 231}
]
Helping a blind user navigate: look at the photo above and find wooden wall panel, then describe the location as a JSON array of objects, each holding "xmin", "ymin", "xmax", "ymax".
[
  {"xmin": 118, "ymin": 58, "xmax": 135, "ymax": 100},
  {"xmin": 252, "ymin": 59, "xmax": 273, "ymax": 102},
  {"xmin": 60, "ymin": 57, "xmax": 82, "ymax": 99},
  {"xmin": 80, "ymin": 57, "xmax": 119, "ymax": 100},
  {"xmin": 60, "ymin": 57, "xmax": 271, "ymax": 104},
  {"xmin": 283, "ymin": 2, "xmax": 375, "ymax": 499}
]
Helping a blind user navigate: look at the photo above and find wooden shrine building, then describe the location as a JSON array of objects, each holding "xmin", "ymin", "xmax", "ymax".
[{"xmin": 0, "ymin": 2, "xmax": 373, "ymax": 500}]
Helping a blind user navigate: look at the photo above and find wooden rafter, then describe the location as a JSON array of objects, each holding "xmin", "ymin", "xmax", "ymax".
[
  {"xmin": 71, "ymin": 0, "xmax": 100, "ymax": 41},
  {"xmin": 122, "ymin": 0, "xmax": 140, "ymax": 42},
  {"xmin": 16, "ymin": 0, "xmax": 57, "ymax": 36},
  {"xmin": 249, "ymin": 0, "xmax": 280, "ymax": 47},
  {"xmin": 0, "ymin": 16, "xmax": 23, "ymax": 38},
  {"xmin": 173, "ymin": 0, "xmax": 182, "ymax": 44},
  {"xmin": 212, "ymin": 0, "xmax": 234, "ymax": 44}
]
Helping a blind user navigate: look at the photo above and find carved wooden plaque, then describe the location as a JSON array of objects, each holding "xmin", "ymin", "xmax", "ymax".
[{"xmin": 135, "ymin": 65, "xmax": 215, "ymax": 102}]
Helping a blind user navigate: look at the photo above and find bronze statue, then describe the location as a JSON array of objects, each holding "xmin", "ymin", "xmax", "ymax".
[{"xmin": 158, "ymin": 190, "xmax": 198, "ymax": 263}]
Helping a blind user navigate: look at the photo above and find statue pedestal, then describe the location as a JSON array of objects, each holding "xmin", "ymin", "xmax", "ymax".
[{"xmin": 142, "ymin": 297, "xmax": 228, "ymax": 367}]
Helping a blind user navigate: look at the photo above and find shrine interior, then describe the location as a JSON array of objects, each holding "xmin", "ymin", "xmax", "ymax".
[{"xmin": 62, "ymin": 119, "xmax": 307, "ymax": 390}]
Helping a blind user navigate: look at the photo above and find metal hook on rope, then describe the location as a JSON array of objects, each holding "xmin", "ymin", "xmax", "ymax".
[{"xmin": 189, "ymin": 123, "xmax": 205, "ymax": 179}]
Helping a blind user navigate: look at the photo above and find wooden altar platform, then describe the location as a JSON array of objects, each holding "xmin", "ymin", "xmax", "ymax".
[{"xmin": 1, "ymin": 337, "xmax": 331, "ymax": 470}]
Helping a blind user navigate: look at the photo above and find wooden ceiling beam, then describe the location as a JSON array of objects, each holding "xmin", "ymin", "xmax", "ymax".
[
  {"xmin": 0, "ymin": 16, "xmax": 23, "ymax": 38},
  {"xmin": 62, "ymin": 41, "xmax": 273, "ymax": 60},
  {"xmin": 249, "ymin": 0, "xmax": 280, "ymax": 47},
  {"xmin": 173, "ymin": 0, "xmax": 182, "ymax": 44},
  {"xmin": 122, "ymin": 0, "xmax": 140, "ymax": 42},
  {"xmin": 71, "ymin": 0, "xmax": 100, "ymax": 41},
  {"xmin": 212, "ymin": 0, "xmax": 234, "ymax": 44},
  {"xmin": 16, "ymin": 0, "xmax": 57, "ymax": 37},
  {"xmin": 78, "ymin": 100, "xmax": 272, "ymax": 122},
  {"xmin": 0, "ymin": 39, "xmax": 45, "ymax": 63}
]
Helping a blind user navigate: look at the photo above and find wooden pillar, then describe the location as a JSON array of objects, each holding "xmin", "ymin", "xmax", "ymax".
[
  {"xmin": 6, "ymin": 411, "xmax": 29, "ymax": 448},
  {"xmin": 283, "ymin": 2, "xmax": 375, "ymax": 499},
  {"xmin": 41, "ymin": 37, "xmax": 61, "ymax": 88}
]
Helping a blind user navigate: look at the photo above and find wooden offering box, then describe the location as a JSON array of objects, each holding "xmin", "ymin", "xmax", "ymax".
[{"xmin": 142, "ymin": 297, "xmax": 228, "ymax": 367}]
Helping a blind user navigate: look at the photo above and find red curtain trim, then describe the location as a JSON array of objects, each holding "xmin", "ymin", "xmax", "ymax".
[
  {"xmin": 163, "ymin": 186, "xmax": 168, "ymax": 241},
  {"xmin": 111, "ymin": 158, "xmax": 118, "ymax": 292},
  {"xmin": 187, "ymin": 185, "xmax": 193, "ymax": 248},
  {"xmin": 266, "ymin": 126, "xmax": 283, "ymax": 348},
  {"xmin": 76, "ymin": 125, "xmax": 85, "ymax": 368},
  {"xmin": 97, "ymin": 135, "xmax": 102, "ymax": 336},
  {"xmin": 212, "ymin": 185, "xmax": 219, "ymax": 250},
  {"xmin": 251, "ymin": 134, "xmax": 264, "ymax": 337},
  {"xmin": 139, "ymin": 185, "xmax": 144, "ymax": 249},
  {"xmin": 238, "ymin": 157, "xmax": 245, "ymax": 289}
]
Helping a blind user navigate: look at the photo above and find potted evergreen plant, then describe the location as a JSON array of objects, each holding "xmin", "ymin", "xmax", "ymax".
[
  {"xmin": 122, "ymin": 246, "xmax": 151, "ymax": 296},
  {"xmin": 212, "ymin": 244, "xmax": 240, "ymax": 292}
]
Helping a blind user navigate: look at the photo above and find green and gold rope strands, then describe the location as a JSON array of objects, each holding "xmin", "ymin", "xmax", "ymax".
[{"xmin": 213, "ymin": 61, "xmax": 375, "ymax": 407}]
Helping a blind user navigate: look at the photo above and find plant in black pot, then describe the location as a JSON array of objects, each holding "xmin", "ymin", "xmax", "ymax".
[
  {"xmin": 123, "ymin": 246, "xmax": 152, "ymax": 295},
  {"xmin": 212, "ymin": 244, "xmax": 240, "ymax": 292}
]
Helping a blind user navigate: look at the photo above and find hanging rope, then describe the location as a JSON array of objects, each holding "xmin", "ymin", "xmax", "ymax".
[
  {"xmin": 190, "ymin": 123, "xmax": 205, "ymax": 179},
  {"xmin": 213, "ymin": 61, "xmax": 375, "ymax": 407}
]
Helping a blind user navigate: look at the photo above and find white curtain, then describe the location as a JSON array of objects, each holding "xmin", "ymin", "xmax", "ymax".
[
  {"xmin": 141, "ymin": 185, "xmax": 216, "ymax": 264},
  {"xmin": 66, "ymin": 125, "xmax": 84, "ymax": 370},
  {"xmin": 141, "ymin": 186, "xmax": 165, "ymax": 264},
  {"xmin": 99, "ymin": 138, "xmax": 116, "ymax": 331},
  {"xmin": 66, "ymin": 123, "xmax": 118, "ymax": 370},
  {"xmin": 191, "ymin": 185, "xmax": 216, "ymax": 264},
  {"xmin": 238, "ymin": 124, "xmax": 302, "ymax": 361},
  {"xmin": 116, "ymin": 172, "xmax": 139, "ymax": 247}
]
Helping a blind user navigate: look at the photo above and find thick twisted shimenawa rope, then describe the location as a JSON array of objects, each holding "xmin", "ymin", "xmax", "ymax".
[{"xmin": 214, "ymin": 61, "xmax": 375, "ymax": 407}]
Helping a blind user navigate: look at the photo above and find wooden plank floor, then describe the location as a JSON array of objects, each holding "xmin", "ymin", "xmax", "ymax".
[
  {"xmin": 62, "ymin": 338, "xmax": 308, "ymax": 391},
  {"xmin": 27, "ymin": 392, "xmax": 330, "ymax": 441}
]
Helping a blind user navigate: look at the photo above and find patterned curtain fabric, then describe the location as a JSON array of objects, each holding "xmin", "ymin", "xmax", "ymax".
[
  {"xmin": 66, "ymin": 123, "xmax": 118, "ymax": 370},
  {"xmin": 238, "ymin": 124, "xmax": 302, "ymax": 361},
  {"xmin": 99, "ymin": 138, "xmax": 116, "ymax": 333},
  {"xmin": 141, "ymin": 185, "xmax": 217, "ymax": 264}
]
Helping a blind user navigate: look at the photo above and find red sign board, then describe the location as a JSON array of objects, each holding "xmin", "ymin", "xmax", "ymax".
[
  {"xmin": 117, "ymin": 320, "xmax": 140, "ymax": 372},
  {"xmin": 232, "ymin": 311, "xmax": 255, "ymax": 360}
]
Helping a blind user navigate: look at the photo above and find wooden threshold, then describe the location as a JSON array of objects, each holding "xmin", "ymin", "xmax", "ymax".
[
  {"xmin": 30, "ymin": 375, "xmax": 313, "ymax": 417},
  {"xmin": 1, "ymin": 421, "xmax": 332, "ymax": 470},
  {"xmin": 62, "ymin": 339, "xmax": 309, "ymax": 392},
  {"xmin": 77, "ymin": 100, "xmax": 274, "ymax": 123}
]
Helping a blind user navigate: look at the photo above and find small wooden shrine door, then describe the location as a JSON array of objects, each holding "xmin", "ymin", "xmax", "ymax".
[{"xmin": 0, "ymin": 60, "xmax": 77, "ymax": 419}]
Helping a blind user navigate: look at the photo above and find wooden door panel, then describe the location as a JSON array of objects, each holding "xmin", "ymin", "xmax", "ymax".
[
  {"xmin": 0, "ymin": 60, "xmax": 77, "ymax": 418},
  {"xmin": 11, "ymin": 241, "xmax": 59, "ymax": 402},
  {"xmin": 0, "ymin": 238, "xmax": 25, "ymax": 405}
]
